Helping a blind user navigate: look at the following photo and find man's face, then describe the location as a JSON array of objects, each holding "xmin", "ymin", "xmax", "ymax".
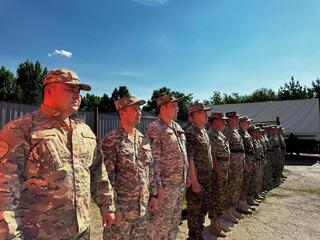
[
  {"xmin": 120, "ymin": 104, "xmax": 142, "ymax": 127},
  {"xmin": 211, "ymin": 118, "xmax": 224, "ymax": 130},
  {"xmin": 162, "ymin": 102, "xmax": 179, "ymax": 120},
  {"xmin": 240, "ymin": 121, "xmax": 249, "ymax": 130},
  {"xmin": 47, "ymin": 83, "xmax": 81, "ymax": 114},
  {"xmin": 228, "ymin": 116, "xmax": 238, "ymax": 128},
  {"xmin": 194, "ymin": 110, "xmax": 208, "ymax": 127}
]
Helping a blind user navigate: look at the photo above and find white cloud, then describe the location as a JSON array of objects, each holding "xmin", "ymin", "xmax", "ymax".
[
  {"xmin": 113, "ymin": 71, "xmax": 147, "ymax": 77},
  {"xmin": 48, "ymin": 49, "xmax": 72, "ymax": 58},
  {"xmin": 131, "ymin": 0, "xmax": 169, "ymax": 7}
]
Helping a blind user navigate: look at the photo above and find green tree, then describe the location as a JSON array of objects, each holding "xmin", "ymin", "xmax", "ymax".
[
  {"xmin": 311, "ymin": 78, "xmax": 320, "ymax": 98},
  {"xmin": 98, "ymin": 94, "xmax": 114, "ymax": 112},
  {"xmin": 143, "ymin": 87, "xmax": 192, "ymax": 121},
  {"xmin": 16, "ymin": 60, "xmax": 47, "ymax": 104},
  {"xmin": 80, "ymin": 94, "xmax": 101, "ymax": 111},
  {"xmin": 278, "ymin": 76, "xmax": 308, "ymax": 100},
  {"xmin": 0, "ymin": 66, "xmax": 22, "ymax": 102},
  {"xmin": 246, "ymin": 88, "xmax": 278, "ymax": 102}
]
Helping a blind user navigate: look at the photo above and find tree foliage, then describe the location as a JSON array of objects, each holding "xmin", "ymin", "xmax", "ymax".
[
  {"xmin": 0, "ymin": 67, "xmax": 22, "ymax": 101},
  {"xmin": 277, "ymin": 76, "xmax": 308, "ymax": 100}
]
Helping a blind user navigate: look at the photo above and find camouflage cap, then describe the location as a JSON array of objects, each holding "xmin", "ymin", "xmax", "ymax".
[
  {"xmin": 188, "ymin": 103, "xmax": 211, "ymax": 114},
  {"xmin": 115, "ymin": 96, "xmax": 146, "ymax": 112},
  {"xmin": 156, "ymin": 94, "xmax": 185, "ymax": 107},
  {"xmin": 248, "ymin": 125, "xmax": 259, "ymax": 132},
  {"xmin": 209, "ymin": 112, "xmax": 229, "ymax": 120},
  {"xmin": 43, "ymin": 68, "xmax": 91, "ymax": 91},
  {"xmin": 239, "ymin": 116, "xmax": 253, "ymax": 122},
  {"xmin": 225, "ymin": 111, "xmax": 239, "ymax": 118}
]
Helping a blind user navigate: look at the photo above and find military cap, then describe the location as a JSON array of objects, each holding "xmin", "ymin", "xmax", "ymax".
[
  {"xmin": 156, "ymin": 94, "xmax": 185, "ymax": 107},
  {"xmin": 43, "ymin": 68, "xmax": 91, "ymax": 91},
  {"xmin": 115, "ymin": 96, "xmax": 146, "ymax": 112},
  {"xmin": 188, "ymin": 103, "xmax": 211, "ymax": 114},
  {"xmin": 248, "ymin": 125, "xmax": 259, "ymax": 132},
  {"xmin": 225, "ymin": 111, "xmax": 239, "ymax": 118},
  {"xmin": 239, "ymin": 116, "xmax": 253, "ymax": 122},
  {"xmin": 209, "ymin": 112, "xmax": 229, "ymax": 120}
]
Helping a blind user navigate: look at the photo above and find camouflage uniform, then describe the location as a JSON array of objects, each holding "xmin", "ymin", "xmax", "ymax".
[
  {"xmin": 146, "ymin": 116, "xmax": 188, "ymax": 240},
  {"xmin": 252, "ymin": 136, "xmax": 264, "ymax": 196},
  {"xmin": 100, "ymin": 127, "xmax": 156, "ymax": 240},
  {"xmin": 279, "ymin": 133, "xmax": 286, "ymax": 176},
  {"xmin": 208, "ymin": 128, "xmax": 230, "ymax": 220},
  {"xmin": 239, "ymin": 128, "xmax": 255, "ymax": 200},
  {"xmin": 270, "ymin": 129, "xmax": 281, "ymax": 185},
  {"xmin": 186, "ymin": 123, "xmax": 213, "ymax": 240},
  {"xmin": 261, "ymin": 131, "xmax": 274, "ymax": 189},
  {"xmin": 223, "ymin": 125, "xmax": 245, "ymax": 207},
  {"xmin": 0, "ymin": 104, "xmax": 115, "ymax": 240}
]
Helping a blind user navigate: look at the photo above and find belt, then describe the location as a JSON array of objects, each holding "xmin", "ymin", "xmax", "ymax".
[
  {"xmin": 217, "ymin": 156, "xmax": 229, "ymax": 161},
  {"xmin": 230, "ymin": 149, "xmax": 245, "ymax": 153}
]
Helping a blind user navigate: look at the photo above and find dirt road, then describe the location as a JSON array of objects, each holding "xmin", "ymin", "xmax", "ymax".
[{"xmin": 91, "ymin": 154, "xmax": 320, "ymax": 240}]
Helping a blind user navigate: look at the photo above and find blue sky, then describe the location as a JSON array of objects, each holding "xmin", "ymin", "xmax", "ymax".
[{"xmin": 1, "ymin": 0, "xmax": 320, "ymax": 101}]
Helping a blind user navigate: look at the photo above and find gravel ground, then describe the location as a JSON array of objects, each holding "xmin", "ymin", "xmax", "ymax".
[{"xmin": 90, "ymin": 154, "xmax": 320, "ymax": 240}]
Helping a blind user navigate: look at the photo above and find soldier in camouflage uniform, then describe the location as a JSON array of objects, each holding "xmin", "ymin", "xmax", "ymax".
[
  {"xmin": 270, "ymin": 126, "xmax": 282, "ymax": 186},
  {"xmin": 238, "ymin": 116, "xmax": 255, "ymax": 214},
  {"xmin": 207, "ymin": 112, "xmax": 230, "ymax": 237},
  {"xmin": 100, "ymin": 96, "xmax": 158, "ymax": 240},
  {"xmin": 185, "ymin": 103, "xmax": 212, "ymax": 240},
  {"xmin": 0, "ymin": 69, "xmax": 115, "ymax": 240},
  {"xmin": 223, "ymin": 111, "xmax": 245, "ymax": 221},
  {"xmin": 146, "ymin": 94, "xmax": 189, "ymax": 240},
  {"xmin": 279, "ymin": 127, "xmax": 287, "ymax": 179},
  {"xmin": 261, "ymin": 125, "xmax": 274, "ymax": 191}
]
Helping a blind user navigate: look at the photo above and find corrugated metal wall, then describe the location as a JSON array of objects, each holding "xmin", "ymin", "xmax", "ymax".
[{"xmin": 0, "ymin": 101, "xmax": 155, "ymax": 139}]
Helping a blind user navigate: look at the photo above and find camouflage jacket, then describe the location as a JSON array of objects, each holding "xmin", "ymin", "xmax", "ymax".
[
  {"xmin": 146, "ymin": 117, "xmax": 188, "ymax": 189},
  {"xmin": 185, "ymin": 124, "xmax": 213, "ymax": 186},
  {"xmin": 253, "ymin": 138, "xmax": 264, "ymax": 161},
  {"xmin": 223, "ymin": 126, "xmax": 245, "ymax": 154},
  {"xmin": 0, "ymin": 105, "xmax": 115, "ymax": 240},
  {"xmin": 269, "ymin": 134, "xmax": 281, "ymax": 152},
  {"xmin": 279, "ymin": 135, "xmax": 286, "ymax": 150},
  {"xmin": 239, "ymin": 129, "xmax": 255, "ymax": 156},
  {"xmin": 100, "ymin": 127, "xmax": 156, "ymax": 219},
  {"xmin": 208, "ymin": 128, "xmax": 230, "ymax": 162}
]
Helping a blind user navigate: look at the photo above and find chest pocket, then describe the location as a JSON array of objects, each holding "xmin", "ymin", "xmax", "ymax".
[
  {"xmin": 30, "ymin": 129, "xmax": 66, "ymax": 170},
  {"xmin": 78, "ymin": 130, "xmax": 96, "ymax": 167},
  {"xmin": 141, "ymin": 143, "xmax": 152, "ymax": 166},
  {"xmin": 117, "ymin": 142, "xmax": 134, "ymax": 166}
]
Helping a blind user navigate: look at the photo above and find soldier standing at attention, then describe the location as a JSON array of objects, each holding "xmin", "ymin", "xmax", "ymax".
[
  {"xmin": 146, "ymin": 94, "xmax": 189, "ymax": 240},
  {"xmin": 100, "ymin": 96, "xmax": 158, "ymax": 239},
  {"xmin": 207, "ymin": 112, "xmax": 231, "ymax": 237},
  {"xmin": 223, "ymin": 111, "xmax": 245, "ymax": 221},
  {"xmin": 0, "ymin": 69, "xmax": 115, "ymax": 240},
  {"xmin": 238, "ymin": 116, "xmax": 255, "ymax": 214},
  {"xmin": 185, "ymin": 103, "xmax": 212, "ymax": 240}
]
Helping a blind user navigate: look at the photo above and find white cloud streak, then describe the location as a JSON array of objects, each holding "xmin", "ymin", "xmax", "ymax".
[
  {"xmin": 131, "ymin": 0, "xmax": 169, "ymax": 7},
  {"xmin": 48, "ymin": 49, "xmax": 72, "ymax": 58},
  {"xmin": 113, "ymin": 71, "xmax": 147, "ymax": 77}
]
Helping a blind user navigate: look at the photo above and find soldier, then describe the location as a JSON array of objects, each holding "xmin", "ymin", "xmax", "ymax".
[
  {"xmin": 261, "ymin": 125, "xmax": 274, "ymax": 191},
  {"xmin": 222, "ymin": 111, "xmax": 245, "ymax": 222},
  {"xmin": 185, "ymin": 103, "xmax": 212, "ymax": 240},
  {"xmin": 270, "ymin": 125, "xmax": 281, "ymax": 186},
  {"xmin": 0, "ymin": 69, "xmax": 115, "ymax": 240},
  {"xmin": 238, "ymin": 116, "xmax": 255, "ymax": 214},
  {"xmin": 207, "ymin": 112, "xmax": 231, "ymax": 237},
  {"xmin": 100, "ymin": 96, "xmax": 157, "ymax": 239},
  {"xmin": 146, "ymin": 94, "xmax": 189, "ymax": 240},
  {"xmin": 279, "ymin": 127, "xmax": 287, "ymax": 179}
]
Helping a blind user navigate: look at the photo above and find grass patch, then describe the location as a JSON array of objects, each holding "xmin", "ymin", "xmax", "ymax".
[
  {"xmin": 182, "ymin": 194, "xmax": 187, "ymax": 210},
  {"xmin": 283, "ymin": 187, "xmax": 320, "ymax": 195},
  {"xmin": 267, "ymin": 192, "xmax": 288, "ymax": 198}
]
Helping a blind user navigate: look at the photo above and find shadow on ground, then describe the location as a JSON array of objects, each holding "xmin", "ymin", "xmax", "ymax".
[{"xmin": 285, "ymin": 153, "xmax": 320, "ymax": 166}]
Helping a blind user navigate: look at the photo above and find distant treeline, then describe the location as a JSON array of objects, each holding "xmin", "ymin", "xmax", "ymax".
[{"xmin": 1, "ymin": 60, "xmax": 319, "ymax": 121}]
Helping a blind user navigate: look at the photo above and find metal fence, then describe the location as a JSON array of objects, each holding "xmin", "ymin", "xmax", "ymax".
[{"xmin": 0, "ymin": 101, "xmax": 155, "ymax": 139}]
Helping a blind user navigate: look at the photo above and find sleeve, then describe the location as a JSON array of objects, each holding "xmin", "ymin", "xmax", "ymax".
[
  {"xmin": 145, "ymin": 142, "xmax": 157, "ymax": 197},
  {"xmin": 90, "ymin": 143, "xmax": 115, "ymax": 214},
  {"xmin": 146, "ymin": 125, "xmax": 163, "ymax": 189},
  {"xmin": 185, "ymin": 131, "xmax": 195, "ymax": 162},
  {"xmin": 209, "ymin": 136, "xmax": 218, "ymax": 161},
  {"xmin": 0, "ymin": 127, "xmax": 28, "ymax": 240}
]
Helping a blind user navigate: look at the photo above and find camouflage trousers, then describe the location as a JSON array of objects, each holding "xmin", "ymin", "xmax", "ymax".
[
  {"xmin": 272, "ymin": 150, "xmax": 282, "ymax": 183},
  {"xmin": 254, "ymin": 161, "xmax": 264, "ymax": 195},
  {"xmin": 226, "ymin": 153, "xmax": 245, "ymax": 207},
  {"xmin": 262, "ymin": 152, "xmax": 274, "ymax": 189},
  {"xmin": 186, "ymin": 175, "xmax": 213, "ymax": 239},
  {"xmin": 240, "ymin": 157, "xmax": 255, "ymax": 200},
  {"xmin": 209, "ymin": 160, "xmax": 229, "ymax": 219},
  {"xmin": 103, "ymin": 215, "xmax": 148, "ymax": 240},
  {"xmin": 147, "ymin": 184, "xmax": 184, "ymax": 240}
]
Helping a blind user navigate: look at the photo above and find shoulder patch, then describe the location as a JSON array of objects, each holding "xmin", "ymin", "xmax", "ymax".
[{"xmin": 0, "ymin": 141, "xmax": 9, "ymax": 158}]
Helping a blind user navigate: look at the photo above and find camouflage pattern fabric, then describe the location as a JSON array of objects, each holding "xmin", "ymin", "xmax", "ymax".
[
  {"xmin": 279, "ymin": 135, "xmax": 286, "ymax": 174},
  {"xmin": 146, "ymin": 117, "xmax": 188, "ymax": 240},
  {"xmin": 208, "ymin": 128, "xmax": 230, "ymax": 219},
  {"xmin": 239, "ymin": 129, "xmax": 255, "ymax": 200},
  {"xmin": 0, "ymin": 105, "xmax": 115, "ymax": 240},
  {"xmin": 100, "ymin": 127, "xmax": 156, "ymax": 239},
  {"xmin": 270, "ymin": 134, "xmax": 281, "ymax": 184},
  {"xmin": 252, "ymin": 138, "xmax": 264, "ymax": 195},
  {"xmin": 185, "ymin": 124, "xmax": 213, "ymax": 239},
  {"xmin": 223, "ymin": 126, "xmax": 245, "ymax": 207}
]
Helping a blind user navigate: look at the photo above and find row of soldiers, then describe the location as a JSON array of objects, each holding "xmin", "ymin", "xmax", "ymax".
[{"xmin": 0, "ymin": 68, "xmax": 286, "ymax": 240}]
